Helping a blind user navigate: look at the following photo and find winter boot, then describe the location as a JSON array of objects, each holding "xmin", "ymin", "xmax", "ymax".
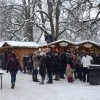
[
  {"xmin": 35, "ymin": 78, "xmax": 40, "ymax": 82},
  {"xmin": 35, "ymin": 76, "xmax": 39, "ymax": 82},
  {"xmin": 32, "ymin": 76, "xmax": 35, "ymax": 81},
  {"xmin": 28, "ymin": 70, "xmax": 31, "ymax": 75},
  {"xmin": 11, "ymin": 83, "xmax": 15, "ymax": 89},
  {"xmin": 33, "ymin": 76, "xmax": 39, "ymax": 82},
  {"xmin": 39, "ymin": 82, "xmax": 44, "ymax": 84},
  {"xmin": 39, "ymin": 77, "xmax": 44, "ymax": 84},
  {"xmin": 54, "ymin": 74, "xmax": 59, "ymax": 81}
]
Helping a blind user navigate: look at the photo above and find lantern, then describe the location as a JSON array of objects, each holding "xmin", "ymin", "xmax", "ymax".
[
  {"xmin": 59, "ymin": 42, "xmax": 68, "ymax": 47},
  {"xmin": 84, "ymin": 43, "xmax": 92, "ymax": 48}
]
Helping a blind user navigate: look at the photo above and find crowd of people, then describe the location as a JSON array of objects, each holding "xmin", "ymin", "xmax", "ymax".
[
  {"xmin": 22, "ymin": 48, "xmax": 100, "ymax": 85},
  {"xmin": 0, "ymin": 48, "xmax": 100, "ymax": 89}
]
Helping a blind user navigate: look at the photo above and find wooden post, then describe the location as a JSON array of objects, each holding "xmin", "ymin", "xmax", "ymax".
[{"xmin": 0, "ymin": 75, "xmax": 2, "ymax": 90}]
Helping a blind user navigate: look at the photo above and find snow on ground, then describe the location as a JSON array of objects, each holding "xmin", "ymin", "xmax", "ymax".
[{"xmin": 0, "ymin": 70, "xmax": 100, "ymax": 100}]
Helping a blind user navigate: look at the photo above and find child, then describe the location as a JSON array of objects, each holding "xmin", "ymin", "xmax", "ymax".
[{"xmin": 66, "ymin": 64, "xmax": 73, "ymax": 83}]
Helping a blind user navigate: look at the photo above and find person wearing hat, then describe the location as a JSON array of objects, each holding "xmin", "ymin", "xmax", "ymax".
[{"xmin": 65, "ymin": 64, "xmax": 74, "ymax": 83}]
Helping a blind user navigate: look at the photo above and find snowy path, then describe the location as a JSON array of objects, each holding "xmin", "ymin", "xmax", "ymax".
[{"xmin": 0, "ymin": 70, "xmax": 100, "ymax": 100}]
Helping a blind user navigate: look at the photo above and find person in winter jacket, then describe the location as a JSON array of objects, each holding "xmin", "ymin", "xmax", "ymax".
[
  {"xmin": 45, "ymin": 48, "xmax": 53, "ymax": 84},
  {"xmin": 32, "ymin": 50, "xmax": 40, "ymax": 82},
  {"xmin": 22, "ymin": 54, "xmax": 28, "ymax": 73},
  {"xmin": 60, "ymin": 52, "xmax": 67, "ymax": 79},
  {"xmin": 27, "ymin": 54, "xmax": 33, "ymax": 74},
  {"xmin": 53, "ymin": 53, "xmax": 61, "ymax": 81},
  {"xmin": 72, "ymin": 52, "xmax": 77, "ymax": 79},
  {"xmin": 76, "ymin": 54, "xmax": 83, "ymax": 81},
  {"xmin": 6, "ymin": 52, "xmax": 22, "ymax": 89},
  {"xmin": 65, "ymin": 64, "xmax": 73, "ymax": 83},
  {"xmin": 81, "ymin": 52, "xmax": 93, "ymax": 83},
  {"xmin": 39, "ymin": 54, "xmax": 46, "ymax": 84}
]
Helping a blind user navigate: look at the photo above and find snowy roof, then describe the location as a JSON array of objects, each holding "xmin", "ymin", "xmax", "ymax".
[
  {"xmin": 0, "ymin": 40, "xmax": 100, "ymax": 48},
  {"xmin": 39, "ymin": 39, "xmax": 100, "ymax": 47},
  {"xmin": 39, "ymin": 39, "xmax": 75, "ymax": 47},
  {"xmin": 3, "ymin": 41, "xmax": 40, "ymax": 48},
  {"xmin": 0, "ymin": 41, "xmax": 5, "ymax": 47},
  {"xmin": 49, "ymin": 39, "xmax": 75, "ymax": 45},
  {"xmin": 75, "ymin": 40, "xmax": 100, "ymax": 46}
]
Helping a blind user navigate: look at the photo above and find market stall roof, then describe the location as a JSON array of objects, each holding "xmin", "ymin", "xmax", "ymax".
[
  {"xmin": 49, "ymin": 39, "xmax": 75, "ymax": 45},
  {"xmin": 39, "ymin": 39, "xmax": 100, "ymax": 47},
  {"xmin": 0, "ymin": 40, "xmax": 100, "ymax": 48},
  {"xmin": 39, "ymin": 39, "xmax": 75, "ymax": 47},
  {"xmin": 0, "ymin": 42, "xmax": 5, "ymax": 47},
  {"xmin": 2, "ymin": 41, "xmax": 40, "ymax": 48},
  {"xmin": 75, "ymin": 40, "xmax": 100, "ymax": 47}
]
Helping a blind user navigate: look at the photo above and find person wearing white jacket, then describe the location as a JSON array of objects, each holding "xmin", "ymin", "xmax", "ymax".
[{"xmin": 81, "ymin": 52, "xmax": 93, "ymax": 83}]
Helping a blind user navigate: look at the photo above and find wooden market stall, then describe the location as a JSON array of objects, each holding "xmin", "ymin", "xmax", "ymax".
[
  {"xmin": 39, "ymin": 39, "xmax": 76, "ymax": 53},
  {"xmin": 0, "ymin": 40, "xmax": 100, "ymax": 69},
  {"xmin": 75, "ymin": 40, "xmax": 100, "ymax": 55},
  {"xmin": 39, "ymin": 39, "xmax": 100, "ymax": 54},
  {"xmin": 0, "ymin": 42, "xmax": 6, "ymax": 69},
  {"xmin": 1, "ymin": 41, "xmax": 40, "ymax": 69}
]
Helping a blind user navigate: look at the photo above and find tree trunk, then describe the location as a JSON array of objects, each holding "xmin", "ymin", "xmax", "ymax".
[
  {"xmin": 55, "ymin": 0, "xmax": 61, "ymax": 40},
  {"xmin": 26, "ymin": 22, "xmax": 33, "ymax": 41},
  {"xmin": 22, "ymin": 0, "xmax": 34, "ymax": 41},
  {"xmin": 47, "ymin": 0, "xmax": 55, "ymax": 39}
]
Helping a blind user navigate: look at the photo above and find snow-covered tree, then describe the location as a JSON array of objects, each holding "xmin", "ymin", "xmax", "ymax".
[{"xmin": 0, "ymin": 0, "xmax": 99, "ymax": 43}]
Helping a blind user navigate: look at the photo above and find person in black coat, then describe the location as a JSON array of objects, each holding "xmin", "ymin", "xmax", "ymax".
[
  {"xmin": 27, "ymin": 54, "xmax": 33, "ymax": 74},
  {"xmin": 53, "ymin": 53, "xmax": 61, "ymax": 80},
  {"xmin": 39, "ymin": 54, "xmax": 46, "ymax": 84},
  {"xmin": 6, "ymin": 52, "xmax": 22, "ymax": 89},
  {"xmin": 60, "ymin": 52, "xmax": 67, "ymax": 79},
  {"xmin": 45, "ymin": 48, "xmax": 53, "ymax": 84},
  {"xmin": 22, "ymin": 54, "xmax": 28, "ymax": 73}
]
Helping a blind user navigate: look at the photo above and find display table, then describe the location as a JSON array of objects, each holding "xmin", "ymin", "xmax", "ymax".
[
  {"xmin": 0, "ymin": 70, "xmax": 4, "ymax": 90},
  {"xmin": 89, "ymin": 64, "xmax": 100, "ymax": 85}
]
